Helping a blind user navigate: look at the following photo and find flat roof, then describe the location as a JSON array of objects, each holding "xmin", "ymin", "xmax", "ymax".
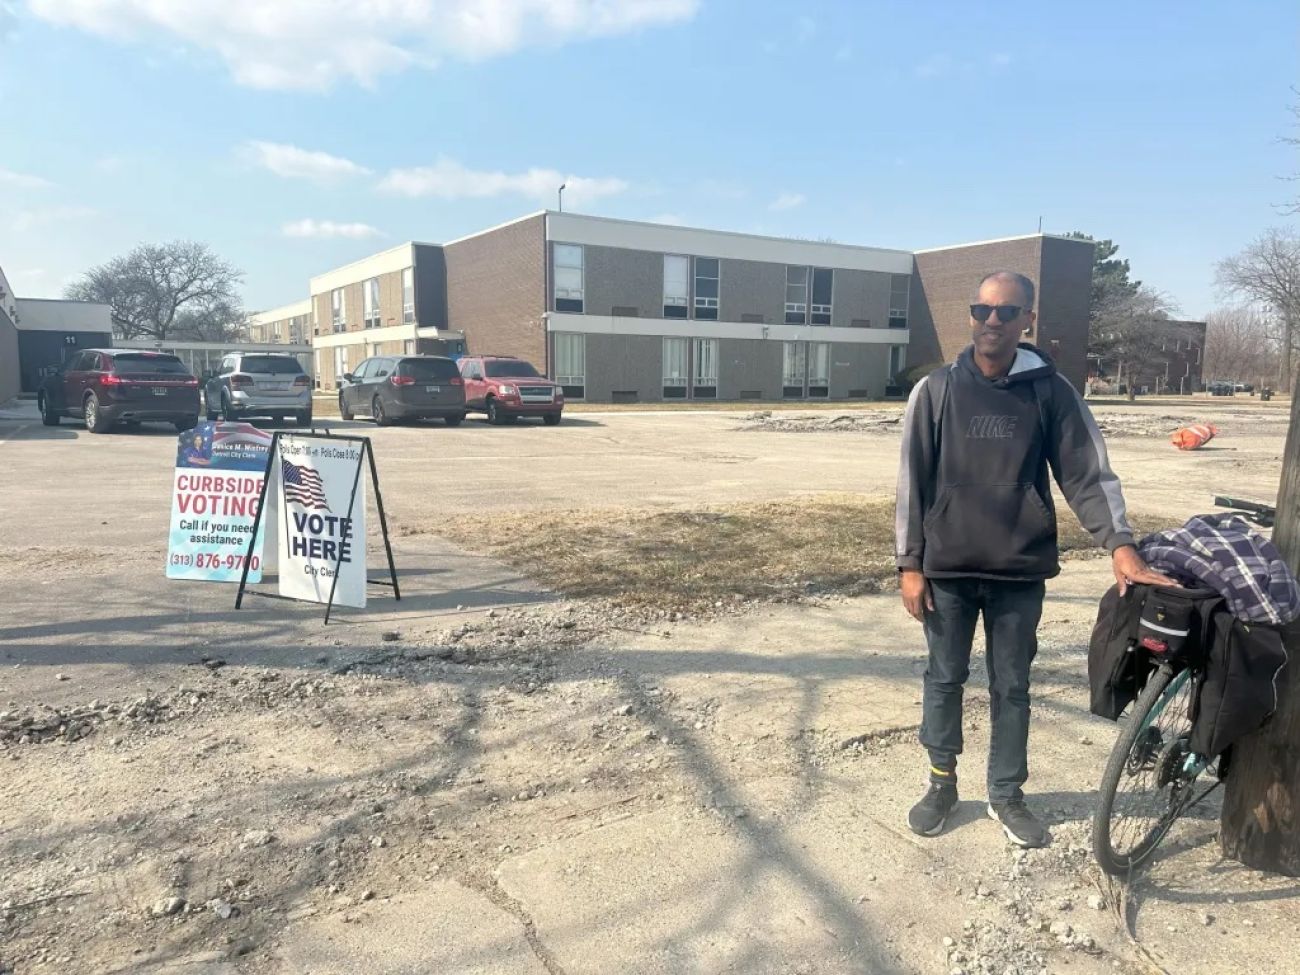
[{"xmin": 913, "ymin": 232, "xmax": 1093, "ymax": 254}]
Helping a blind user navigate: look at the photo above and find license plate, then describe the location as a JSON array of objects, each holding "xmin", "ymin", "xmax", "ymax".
[
  {"xmin": 265, "ymin": 382, "xmax": 288, "ymax": 391},
  {"xmin": 153, "ymin": 387, "xmax": 167, "ymax": 396},
  {"xmin": 425, "ymin": 385, "xmax": 440, "ymax": 393}
]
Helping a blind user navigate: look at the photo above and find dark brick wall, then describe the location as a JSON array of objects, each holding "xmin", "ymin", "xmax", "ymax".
[
  {"xmin": 446, "ymin": 215, "xmax": 546, "ymax": 369},
  {"xmin": 1036, "ymin": 236, "xmax": 1094, "ymax": 390},
  {"xmin": 909, "ymin": 235, "xmax": 1093, "ymax": 388}
]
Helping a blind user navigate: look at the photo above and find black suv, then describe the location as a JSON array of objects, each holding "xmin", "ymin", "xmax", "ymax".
[
  {"xmin": 39, "ymin": 350, "xmax": 201, "ymax": 433},
  {"xmin": 339, "ymin": 355, "xmax": 467, "ymax": 426}
]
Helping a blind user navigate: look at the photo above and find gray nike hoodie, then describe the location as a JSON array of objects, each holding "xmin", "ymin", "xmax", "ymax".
[{"xmin": 895, "ymin": 343, "xmax": 1134, "ymax": 580}]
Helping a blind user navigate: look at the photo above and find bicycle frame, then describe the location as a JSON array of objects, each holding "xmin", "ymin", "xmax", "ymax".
[{"xmin": 1136, "ymin": 666, "xmax": 1211, "ymax": 779}]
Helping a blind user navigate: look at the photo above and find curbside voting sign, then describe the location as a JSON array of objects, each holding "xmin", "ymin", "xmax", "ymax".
[
  {"xmin": 275, "ymin": 435, "xmax": 368, "ymax": 609},
  {"xmin": 167, "ymin": 422, "xmax": 274, "ymax": 583}
]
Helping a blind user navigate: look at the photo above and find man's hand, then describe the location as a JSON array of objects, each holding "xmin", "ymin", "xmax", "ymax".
[
  {"xmin": 1112, "ymin": 544, "xmax": 1176, "ymax": 596},
  {"xmin": 900, "ymin": 568, "xmax": 933, "ymax": 622}
]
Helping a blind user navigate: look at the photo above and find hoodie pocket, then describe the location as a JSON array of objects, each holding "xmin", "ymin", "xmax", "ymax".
[{"xmin": 924, "ymin": 483, "xmax": 1056, "ymax": 575}]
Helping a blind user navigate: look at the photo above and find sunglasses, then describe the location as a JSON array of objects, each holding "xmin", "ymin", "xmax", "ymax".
[{"xmin": 970, "ymin": 303, "xmax": 1024, "ymax": 324}]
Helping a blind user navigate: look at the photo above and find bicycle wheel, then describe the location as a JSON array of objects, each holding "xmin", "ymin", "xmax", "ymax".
[{"xmin": 1092, "ymin": 665, "xmax": 1203, "ymax": 876}]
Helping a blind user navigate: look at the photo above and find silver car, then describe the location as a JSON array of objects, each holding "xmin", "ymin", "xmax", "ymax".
[{"xmin": 204, "ymin": 352, "xmax": 313, "ymax": 426}]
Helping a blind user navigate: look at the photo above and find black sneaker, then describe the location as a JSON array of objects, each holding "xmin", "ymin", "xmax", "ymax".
[
  {"xmin": 908, "ymin": 782, "xmax": 959, "ymax": 837},
  {"xmin": 987, "ymin": 799, "xmax": 1050, "ymax": 848}
]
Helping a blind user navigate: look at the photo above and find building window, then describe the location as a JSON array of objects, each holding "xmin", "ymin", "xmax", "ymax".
[
  {"xmin": 811, "ymin": 268, "xmax": 833, "ymax": 326},
  {"xmin": 663, "ymin": 337, "xmax": 689, "ymax": 398},
  {"xmin": 364, "ymin": 277, "xmax": 380, "ymax": 329},
  {"xmin": 403, "ymin": 340, "xmax": 415, "ymax": 355},
  {"xmin": 555, "ymin": 333, "xmax": 586, "ymax": 399},
  {"xmin": 331, "ymin": 288, "xmax": 345, "ymax": 333},
  {"xmin": 334, "ymin": 347, "xmax": 348, "ymax": 384},
  {"xmin": 889, "ymin": 344, "xmax": 906, "ymax": 380},
  {"xmin": 271, "ymin": 322, "xmax": 282, "ymax": 344},
  {"xmin": 785, "ymin": 266, "xmax": 808, "ymax": 325},
  {"xmin": 694, "ymin": 257, "xmax": 719, "ymax": 320},
  {"xmin": 554, "ymin": 244, "xmax": 584, "ymax": 313},
  {"xmin": 663, "ymin": 255, "xmax": 690, "ymax": 319},
  {"xmin": 402, "ymin": 267, "xmax": 415, "ymax": 324},
  {"xmin": 314, "ymin": 350, "xmax": 323, "ymax": 388},
  {"xmin": 693, "ymin": 338, "xmax": 718, "ymax": 398},
  {"xmin": 808, "ymin": 342, "xmax": 830, "ymax": 397},
  {"xmin": 888, "ymin": 274, "xmax": 910, "ymax": 328},
  {"xmin": 782, "ymin": 342, "xmax": 806, "ymax": 398}
]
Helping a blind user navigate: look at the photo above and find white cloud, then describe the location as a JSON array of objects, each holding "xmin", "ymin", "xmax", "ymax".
[
  {"xmin": 769, "ymin": 192, "xmax": 806, "ymax": 212},
  {"xmin": 379, "ymin": 159, "xmax": 628, "ymax": 208},
  {"xmin": 241, "ymin": 141, "xmax": 371, "ymax": 184},
  {"xmin": 796, "ymin": 16, "xmax": 816, "ymax": 43},
  {"xmin": 28, "ymin": 0, "xmax": 699, "ymax": 91},
  {"xmin": 0, "ymin": 167, "xmax": 53, "ymax": 189},
  {"xmin": 11, "ymin": 205, "xmax": 97, "ymax": 232},
  {"xmin": 282, "ymin": 219, "xmax": 382, "ymax": 240}
]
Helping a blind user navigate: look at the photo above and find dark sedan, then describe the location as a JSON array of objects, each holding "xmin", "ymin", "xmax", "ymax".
[{"xmin": 39, "ymin": 349, "xmax": 201, "ymax": 433}]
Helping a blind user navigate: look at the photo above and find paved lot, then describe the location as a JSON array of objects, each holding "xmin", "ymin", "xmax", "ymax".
[{"xmin": 0, "ymin": 397, "xmax": 1294, "ymax": 975}]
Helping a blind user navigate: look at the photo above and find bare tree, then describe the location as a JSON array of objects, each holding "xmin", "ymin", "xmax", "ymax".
[
  {"xmin": 1204, "ymin": 305, "xmax": 1283, "ymax": 389},
  {"xmin": 1216, "ymin": 228, "xmax": 1300, "ymax": 391},
  {"xmin": 65, "ymin": 241, "xmax": 245, "ymax": 342},
  {"xmin": 1089, "ymin": 284, "xmax": 1180, "ymax": 400},
  {"xmin": 1279, "ymin": 87, "xmax": 1299, "ymax": 215}
]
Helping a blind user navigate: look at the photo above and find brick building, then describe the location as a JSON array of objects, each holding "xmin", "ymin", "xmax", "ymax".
[{"xmin": 265, "ymin": 213, "xmax": 1095, "ymax": 402}]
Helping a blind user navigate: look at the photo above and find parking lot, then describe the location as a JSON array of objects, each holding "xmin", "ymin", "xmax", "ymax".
[{"xmin": 0, "ymin": 397, "xmax": 1295, "ymax": 975}]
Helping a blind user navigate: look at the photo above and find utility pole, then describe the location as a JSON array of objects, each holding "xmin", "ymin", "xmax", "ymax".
[{"xmin": 1220, "ymin": 388, "xmax": 1300, "ymax": 874}]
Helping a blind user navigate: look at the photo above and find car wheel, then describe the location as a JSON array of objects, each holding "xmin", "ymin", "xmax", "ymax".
[
  {"xmin": 487, "ymin": 397, "xmax": 510, "ymax": 426},
  {"xmin": 84, "ymin": 393, "xmax": 112, "ymax": 434},
  {"xmin": 39, "ymin": 394, "xmax": 60, "ymax": 426},
  {"xmin": 175, "ymin": 417, "xmax": 198, "ymax": 433},
  {"xmin": 221, "ymin": 394, "xmax": 240, "ymax": 422},
  {"xmin": 296, "ymin": 410, "xmax": 313, "ymax": 428},
  {"xmin": 444, "ymin": 413, "xmax": 464, "ymax": 427},
  {"xmin": 339, "ymin": 392, "xmax": 354, "ymax": 421},
  {"xmin": 373, "ymin": 396, "xmax": 393, "ymax": 427},
  {"xmin": 543, "ymin": 412, "xmax": 562, "ymax": 426}
]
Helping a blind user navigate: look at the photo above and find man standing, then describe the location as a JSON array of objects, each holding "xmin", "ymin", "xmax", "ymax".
[{"xmin": 895, "ymin": 270, "xmax": 1171, "ymax": 848}]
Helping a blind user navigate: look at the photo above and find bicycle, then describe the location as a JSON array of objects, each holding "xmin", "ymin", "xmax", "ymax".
[{"xmin": 1090, "ymin": 497, "xmax": 1276, "ymax": 876}]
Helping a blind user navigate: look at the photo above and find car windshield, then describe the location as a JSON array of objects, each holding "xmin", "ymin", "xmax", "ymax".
[
  {"xmin": 113, "ymin": 354, "xmax": 190, "ymax": 376},
  {"xmin": 400, "ymin": 358, "xmax": 461, "ymax": 380},
  {"xmin": 485, "ymin": 359, "xmax": 540, "ymax": 378},
  {"xmin": 240, "ymin": 356, "xmax": 303, "ymax": 375}
]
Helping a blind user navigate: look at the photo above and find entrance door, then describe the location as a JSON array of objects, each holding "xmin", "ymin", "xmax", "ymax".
[{"xmin": 783, "ymin": 342, "xmax": 807, "ymax": 398}]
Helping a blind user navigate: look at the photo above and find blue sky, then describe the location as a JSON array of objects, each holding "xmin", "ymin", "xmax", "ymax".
[{"xmin": 0, "ymin": 0, "xmax": 1295, "ymax": 318}]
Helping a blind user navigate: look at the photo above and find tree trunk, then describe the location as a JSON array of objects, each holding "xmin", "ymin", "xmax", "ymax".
[{"xmin": 1220, "ymin": 387, "xmax": 1300, "ymax": 874}]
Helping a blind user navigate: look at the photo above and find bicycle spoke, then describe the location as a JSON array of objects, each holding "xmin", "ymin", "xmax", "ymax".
[{"xmin": 1106, "ymin": 670, "xmax": 1199, "ymax": 862}]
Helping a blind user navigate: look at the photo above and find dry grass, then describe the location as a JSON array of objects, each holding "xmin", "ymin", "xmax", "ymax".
[{"xmin": 407, "ymin": 495, "xmax": 1152, "ymax": 613}]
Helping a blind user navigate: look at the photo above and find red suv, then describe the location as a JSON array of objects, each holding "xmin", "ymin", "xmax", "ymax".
[{"xmin": 458, "ymin": 355, "xmax": 564, "ymax": 425}]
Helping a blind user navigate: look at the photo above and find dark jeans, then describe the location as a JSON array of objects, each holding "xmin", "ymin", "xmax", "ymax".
[{"xmin": 920, "ymin": 577, "xmax": 1045, "ymax": 803}]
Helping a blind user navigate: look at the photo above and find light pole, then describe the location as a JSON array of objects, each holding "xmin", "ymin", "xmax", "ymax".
[{"xmin": 558, "ymin": 183, "xmax": 566, "ymax": 213}]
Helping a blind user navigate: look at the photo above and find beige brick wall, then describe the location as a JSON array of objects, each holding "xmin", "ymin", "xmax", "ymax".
[{"xmin": 445, "ymin": 214, "xmax": 546, "ymax": 369}]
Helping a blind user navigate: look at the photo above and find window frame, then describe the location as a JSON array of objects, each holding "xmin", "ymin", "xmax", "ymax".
[
  {"xmin": 693, "ymin": 257, "xmax": 720, "ymax": 321},
  {"xmin": 554, "ymin": 332, "xmax": 587, "ymax": 400},
  {"xmin": 553, "ymin": 243, "xmax": 585, "ymax": 313},
  {"xmin": 663, "ymin": 254, "xmax": 690, "ymax": 319},
  {"xmin": 331, "ymin": 288, "xmax": 346, "ymax": 333},
  {"xmin": 888, "ymin": 274, "xmax": 910, "ymax": 329},
  {"xmin": 402, "ymin": 267, "xmax": 415, "ymax": 325},
  {"xmin": 692, "ymin": 337, "xmax": 719, "ymax": 399},
  {"xmin": 810, "ymin": 268, "xmax": 833, "ymax": 326},
  {"xmin": 662, "ymin": 336, "xmax": 689, "ymax": 398},
  {"xmin": 784, "ymin": 265, "xmax": 808, "ymax": 325},
  {"xmin": 363, "ymin": 277, "xmax": 381, "ymax": 329}
]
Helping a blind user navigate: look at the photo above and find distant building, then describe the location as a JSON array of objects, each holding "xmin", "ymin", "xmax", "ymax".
[
  {"xmin": 10, "ymin": 295, "xmax": 114, "ymax": 394},
  {"xmin": 0, "ymin": 266, "xmax": 19, "ymax": 404},
  {"xmin": 249, "ymin": 298, "xmax": 313, "ymax": 346},
  {"xmin": 1088, "ymin": 318, "xmax": 1206, "ymax": 394},
  {"xmin": 255, "ymin": 212, "xmax": 1097, "ymax": 402}
]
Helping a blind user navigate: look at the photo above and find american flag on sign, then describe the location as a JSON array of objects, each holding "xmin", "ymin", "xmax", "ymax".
[{"xmin": 281, "ymin": 459, "xmax": 330, "ymax": 510}]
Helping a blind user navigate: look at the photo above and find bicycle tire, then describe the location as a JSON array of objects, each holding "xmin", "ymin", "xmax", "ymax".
[{"xmin": 1092, "ymin": 665, "xmax": 1198, "ymax": 876}]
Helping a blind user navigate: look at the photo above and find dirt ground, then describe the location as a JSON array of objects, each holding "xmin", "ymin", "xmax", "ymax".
[{"xmin": 0, "ymin": 396, "xmax": 1294, "ymax": 975}]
